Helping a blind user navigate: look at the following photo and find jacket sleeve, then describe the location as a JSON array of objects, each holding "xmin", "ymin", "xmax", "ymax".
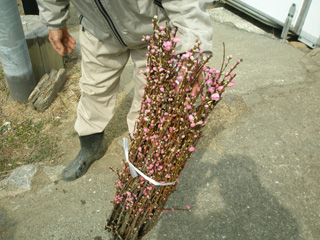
[
  {"xmin": 36, "ymin": 0, "xmax": 71, "ymax": 30},
  {"xmin": 161, "ymin": 0, "xmax": 213, "ymax": 56}
]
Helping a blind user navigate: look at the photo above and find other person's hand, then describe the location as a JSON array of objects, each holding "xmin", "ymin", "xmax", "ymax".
[{"xmin": 48, "ymin": 27, "xmax": 76, "ymax": 56}]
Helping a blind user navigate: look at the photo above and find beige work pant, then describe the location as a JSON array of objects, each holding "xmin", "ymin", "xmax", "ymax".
[{"xmin": 74, "ymin": 29, "xmax": 147, "ymax": 136}]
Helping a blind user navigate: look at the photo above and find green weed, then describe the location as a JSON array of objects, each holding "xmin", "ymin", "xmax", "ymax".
[{"xmin": 0, "ymin": 119, "xmax": 57, "ymax": 174}]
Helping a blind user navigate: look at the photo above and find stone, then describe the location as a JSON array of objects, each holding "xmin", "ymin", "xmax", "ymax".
[{"xmin": 2, "ymin": 164, "xmax": 38, "ymax": 190}]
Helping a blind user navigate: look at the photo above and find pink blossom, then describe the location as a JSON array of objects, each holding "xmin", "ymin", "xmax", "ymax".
[
  {"xmin": 160, "ymin": 87, "xmax": 164, "ymax": 91},
  {"xmin": 189, "ymin": 146, "xmax": 195, "ymax": 152},
  {"xmin": 228, "ymin": 81, "xmax": 235, "ymax": 87},
  {"xmin": 143, "ymin": 128, "xmax": 148, "ymax": 132},
  {"xmin": 163, "ymin": 41, "xmax": 172, "ymax": 51},
  {"xmin": 190, "ymin": 123, "xmax": 196, "ymax": 128},
  {"xmin": 218, "ymin": 86, "xmax": 224, "ymax": 91},
  {"xmin": 211, "ymin": 93, "xmax": 220, "ymax": 101},
  {"xmin": 186, "ymin": 105, "xmax": 192, "ymax": 109},
  {"xmin": 186, "ymin": 205, "xmax": 190, "ymax": 210},
  {"xmin": 208, "ymin": 87, "xmax": 215, "ymax": 93},
  {"xmin": 172, "ymin": 37, "xmax": 180, "ymax": 43},
  {"xmin": 188, "ymin": 115, "xmax": 194, "ymax": 121},
  {"xmin": 145, "ymin": 35, "xmax": 150, "ymax": 40},
  {"xmin": 181, "ymin": 52, "xmax": 193, "ymax": 59},
  {"xmin": 198, "ymin": 120, "xmax": 203, "ymax": 125},
  {"xmin": 206, "ymin": 80, "xmax": 213, "ymax": 85}
]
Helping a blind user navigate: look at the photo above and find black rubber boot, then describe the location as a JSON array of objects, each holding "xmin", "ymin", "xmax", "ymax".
[{"xmin": 62, "ymin": 132, "xmax": 106, "ymax": 181}]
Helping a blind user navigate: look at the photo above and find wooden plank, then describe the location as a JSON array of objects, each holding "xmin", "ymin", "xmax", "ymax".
[
  {"xmin": 38, "ymin": 36, "xmax": 64, "ymax": 74},
  {"xmin": 21, "ymin": 15, "xmax": 47, "ymax": 82},
  {"xmin": 26, "ymin": 36, "xmax": 45, "ymax": 82},
  {"xmin": 28, "ymin": 68, "xmax": 67, "ymax": 112},
  {"xmin": 28, "ymin": 73, "xmax": 49, "ymax": 104}
]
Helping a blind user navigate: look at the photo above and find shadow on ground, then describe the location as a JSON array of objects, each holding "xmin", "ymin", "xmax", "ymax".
[
  {"xmin": 0, "ymin": 206, "xmax": 16, "ymax": 239},
  {"xmin": 153, "ymin": 154, "xmax": 300, "ymax": 240}
]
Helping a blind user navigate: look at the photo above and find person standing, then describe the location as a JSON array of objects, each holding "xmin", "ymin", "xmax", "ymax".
[{"xmin": 36, "ymin": 0, "xmax": 213, "ymax": 181}]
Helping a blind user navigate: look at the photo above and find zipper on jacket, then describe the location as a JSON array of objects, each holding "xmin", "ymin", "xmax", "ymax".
[
  {"xmin": 154, "ymin": 0, "xmax": 163, "ymax": 8},
  {"xmin": 79, "ymin": 14, "xmax": 84, "ymax": 24},
  {"xmin": 93, "ymin": 0, "xmax": 127, "ymax": 47},
  {"xmin": 79, "ymin": 14, "xmax": 85, "ymax": 31}
]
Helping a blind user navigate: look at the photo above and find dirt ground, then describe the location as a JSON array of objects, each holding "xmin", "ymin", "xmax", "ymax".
[{"xmin": 0, "ymin": 2, "xmax": 82, "ymax": 176}]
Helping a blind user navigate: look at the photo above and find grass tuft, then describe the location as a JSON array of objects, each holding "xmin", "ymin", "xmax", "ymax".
[{"xmin": 0, "ymin": 119, "xmax": 57, "ymax": 177}]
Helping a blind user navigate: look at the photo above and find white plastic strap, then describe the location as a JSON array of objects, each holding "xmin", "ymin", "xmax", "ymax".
[{"xmin": 122, "ymin": 138, "xmax": 176, "ymax": 186}]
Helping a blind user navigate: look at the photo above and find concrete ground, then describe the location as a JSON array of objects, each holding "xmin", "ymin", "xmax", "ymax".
[{"xmin": 0, "ymin": 4, "xmax": 319, "ymax": 240}]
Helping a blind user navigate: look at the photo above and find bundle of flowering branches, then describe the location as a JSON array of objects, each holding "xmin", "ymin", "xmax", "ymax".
[{"xmin": 106, "ymin": 17, "xmax": 242, "ymax": 240}]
